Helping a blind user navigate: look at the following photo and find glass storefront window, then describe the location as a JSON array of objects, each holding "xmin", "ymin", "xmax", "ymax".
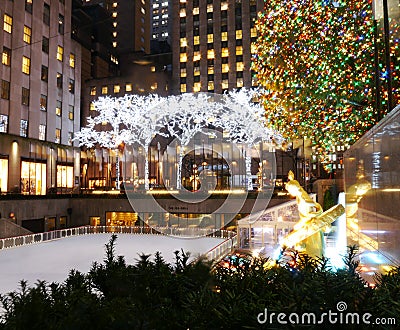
[
  {"xmin": 0, "ymin": 159, "xmax": 8, "ymax": 193},
  {"xmin": 90, "ymin": 216, "xmax": 101, "ymax": 226},
  {"xmin": 57, "ymin": 165, "xmax": 73, "ymax": 188},
  {"xmin": 21, "ymin": 161, "xmax": 46, "ymax": 195}
]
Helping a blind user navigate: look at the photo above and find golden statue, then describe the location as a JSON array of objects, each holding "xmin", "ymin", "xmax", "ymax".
[{"xmin": 283, "ymin": 171, "xmax": 345, "ymax": 257}]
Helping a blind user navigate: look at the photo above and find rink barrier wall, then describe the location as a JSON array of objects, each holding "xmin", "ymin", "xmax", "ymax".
[{"xmin": 0, "ymin": 226, "xmax": 237, "ymax": 262}]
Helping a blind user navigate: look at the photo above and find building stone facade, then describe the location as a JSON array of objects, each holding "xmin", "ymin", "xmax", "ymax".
[{"xmin": 0, "ymin": 0, "xmax": 81, "ymax": 194}]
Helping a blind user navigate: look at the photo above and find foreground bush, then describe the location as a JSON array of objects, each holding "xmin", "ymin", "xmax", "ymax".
[{"xmin": 0, "ymin": 237, "xmax": 399, "ymax": 329}]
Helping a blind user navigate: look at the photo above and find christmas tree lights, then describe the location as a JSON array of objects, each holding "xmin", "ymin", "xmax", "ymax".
[{"xmin": 252, "ymin": 0, "xmax": 400, "ymax": 167}]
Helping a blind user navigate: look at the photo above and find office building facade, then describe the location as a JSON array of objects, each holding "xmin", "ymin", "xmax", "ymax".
[
  {"xmin": 171, "ymin": 0, "xmax": 263, "ymax": 94},
  {"xmin": 0, "ymin": 0, "xmax": 82, "ymax": 194}
]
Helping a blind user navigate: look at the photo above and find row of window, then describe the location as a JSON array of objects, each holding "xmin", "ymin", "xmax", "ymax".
[
  {"xmin": 1, "ymin": 81, "xmax": 74, "ymax": 120},
  {"xmin": 3, "ymin": 14, "xmax": 75, "ymax": 65},
  {"xmin": 179, "ymin": 29, "xmax": 256, "ymax": 47},
  {"xmin": 4, "ymin": 9, "xmax": 64, "ymax": 37},
  {"xmin": 180, "ymin": 77, "xmax": 255, "ymax": 93},
  {"xmin": 0, "ymin": 114, "xmax": 72, "ymax": 145},
  {"xmin": 2, "ymin": 46, "xmax": 74, "ymax": 70},
  {"xmin": 180, "ymin": 63, "xmax": 245, "ymax": 77}
]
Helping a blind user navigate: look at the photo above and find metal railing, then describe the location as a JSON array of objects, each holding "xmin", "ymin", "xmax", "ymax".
[{"xmin": 0, "ymin": 226, "xmax": 237, "ymax": 261}]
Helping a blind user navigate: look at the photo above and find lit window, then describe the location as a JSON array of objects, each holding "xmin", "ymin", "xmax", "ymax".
[
  {"xmin": 57, "ymin": 46, "xmax": 63, "ymax": 61},
  {"xmin": 207, "ymin": 4, "xmax": 213, "ymax": 12},
  {"xmin": 207, "ymin": 49, "xmax": 214, "ymax": 59},
  {"xmin": 20, "ymin": 120, "xmax": 28, "ymax": 137},
  {"xmin": 102, "ymin": 86, "xmax": 108, "ymax": 94},
  {"xmin": 251, "ymin": 27, "xmax": 257, "ymax": 38},
  {"xmin": 221, "ymin": 48, "xmax": 229, "ymax": 57},
  {"xmin": 180, "ymin": 37, "xmax": 187, "ymax": 47},
  {"xmin": 56, "ymin": 100, "xmax": 62, "ymax": 116},
  {"xmin": 23, "ymin": 26, "xmax": 31, "ymax": 44},
  {"xmin": 0, "ymin": 114, "xmax": 8, "ymax": 133},
  {"xmin": 180, "ymin": 84, "xmax": 186, "ymax": 93},
  {"xmin": 3, "ymin": 14, "xmax": 12, "ymax": 34},
  {"xmin": 251, "ymin": 43, "xmax": 257, "ymax": 54},
  {"xmin": 39, "ymin": 124, "xmax": 46, "ymax": 141},
  {"xmin": 113, "ymin": 22, "xmax": 117, "ymax": 28},
  {"xmin": 221, "ymin": 79, "xmax": 229, "ymax": 89},
  {"xmin": 151, "ymin": 66, "xmax": 156, "ymax": 72},
  {"xmin": 113, "ymin": 31, "xmax": 117, "ymax": 38},
  {"xmin": 208, "ymin": 81, "xmax": 214, "ymax": 91},
  {"xmin": 69, "ymin": 79, "xmax": 75, "ymax": 94},
  {"xmin": 236, "ymin": 77, "xmax": 244, "ymax": 87},
  {"xmin": 112, "ymin": 12, "xmax": 117, "ymax": 18},
  {"xmin": 236, "ymin": 30, "xmax": 242, "ymax": 39},
  {"xmin": 180, "ymin": 68, "xmax": 187, "ymax": 77},
  {"xmin": 57, "ymin": 72, "xmax": 63, "ymax": 88},
  {"xmin": 236, "ymin": 46, "xmax": 243, "ymax": 55},
  {"xmin": 193, "ymin": 52, "xmax": 201, "ymax": 61},
  {"xmin": 41, "ymin": 65, "xmax": 48, "ymax": 82},
  {"xmin": 180, "ymin": 53, "xmax": 187, "ymax": 62},
  {"xmin": 25, "ymin": 0, "xmax": 33, "ymax": 13},
  {"xmin": 55, "ymin": 128, "xmax": 61, "ymax": 144},
  {"xmin": 207, "ymin": 34, "xmax": 213, "ymax": 43},
  {"xmin": 208, "ymin": 66, "xmax": 214, "ymax": 74},
  {"xmin": 112, "ymin": 42, "xmax": 117, "ymax": 48},
  {"xmin": 194, "ymin": 36, "xmax": 200, "ymax": 45},
  {"xmin": 89, "ymin": 102, "xmax": 95, "ymax": 111},
  {"xmin": 141, "ymin": 7, "xmax": 145, "ymax": 14},
  {"xmin": 90, "ymin": 86, "xmax": 96, "ymax": 96},
  {"xmin": 112, "ymin": 2, "xmax": 117, "ymax": 8},
  {"xmin": 125, "ymin": 83, "xmax": 132, "ymax": 92},
  {"xmin": 180, "ymin": 9, "xmax": 186, "ymax": 17},
  {"xmin": 69, "ymin": 105, "xmax": 74, "ymax": 120},
  {"xmin": 111, "ymin": 55, "xmax": 118, "ymax": 64},
  {"xmin": 2, "ymin": 47, "xmax": 11, "ymax": 66},
  {"xmin": 193, "ymin": 7, "xmax": 199, "ymax": 15},
  {"xmin": 68, "ymin": 132, "xmax": 73, "ymax": 146},
  {"xmin": 69, "ymin": 53, "xmax": 75, "ymax": 68},
  {"xmin": 58, "ymin": 14, "xmax": 64, "ymax": 34},
  {"xmin": 151, "ymin": 82, "xmax": 158, "ymax": 90},
  {"xmin": 221, "ymin": 2, "xmax": 228, "ymax": 11},
  {"xmin": 193, "ymin": 82, "xmax": 201, "ymax": 92},
  {"xmin": 236, "ymin": 62, "xmax": 244, "ymax": 71},
  {"xmin": 114, "ymin": 84, "xmax": 120, "ymax": 93},
  {"xmin": 40, "ymin": 94, "xmax": 47, "ymax": 111},
  {"xmin": 222, "ymin": 63, "xmax": 229, "ymax": 73},
  {"xmin": 221, "ymin": 32, "xmax": 228, "ymax": 41},
  {"xmin": 194, "ymin": 67, "xmax": 200, "ymax": 76},
  {"xmin": 22, "ymin": 56, "xmax": 30, "ymax": 74}
]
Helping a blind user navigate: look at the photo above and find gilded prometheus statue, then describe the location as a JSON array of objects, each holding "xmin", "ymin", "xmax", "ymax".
[{"xmin": 283, "ymin": 171, "xmax": 345, "ymax": 257}]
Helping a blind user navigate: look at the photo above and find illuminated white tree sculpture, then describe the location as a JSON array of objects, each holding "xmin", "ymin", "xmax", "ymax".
[
  {"xmin": 76, "ymin": 90, "xmax": 283, "ymax": 192},
  {"xmin": 163, "ymin": 93, "xmax": 218, "ymax": 189},
  {"xmin": 214, "ymin": 88, "xmax": 280, "ymax": 190},
  {"xmin": 74, "ymin": 96, "xmax": 128, "ymax": 189},
  {"xmin": 121, "ymin": 94, "xmax": 166, "ymax": 190}
]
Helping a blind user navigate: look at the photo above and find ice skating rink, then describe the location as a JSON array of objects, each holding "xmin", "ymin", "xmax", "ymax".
[{"xmin": 0, "ymin": 233, "xmax": 223, "ymax": 294}]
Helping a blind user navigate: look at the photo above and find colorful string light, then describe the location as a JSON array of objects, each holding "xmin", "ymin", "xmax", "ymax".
[{"xmin": 252, "ymin": 0, "xmax": 399, "ymax": 167}]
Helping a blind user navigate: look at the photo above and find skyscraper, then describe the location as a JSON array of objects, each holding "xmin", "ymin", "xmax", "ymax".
[
  {"xmin": 82, "ymin": 0, "xmax": 151, "ymax": 55},
  {"xmin": 171, "ymin": 0, "xmax": 263, "ymax": 94}
]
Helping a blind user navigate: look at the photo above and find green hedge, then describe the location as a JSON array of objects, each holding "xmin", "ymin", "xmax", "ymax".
[{"xmin": 0, "ymin": 237, "xmax": 398, "ymax": 329}]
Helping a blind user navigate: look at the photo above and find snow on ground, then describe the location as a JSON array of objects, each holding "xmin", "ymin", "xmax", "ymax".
[{"xmin": 0, "ymin": 233, "xmax": 223, "ymax": 295}]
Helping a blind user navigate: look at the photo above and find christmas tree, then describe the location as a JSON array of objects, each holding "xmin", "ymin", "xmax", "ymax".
[{"xmin": 252, "ymin": 0, "xmax": 396, "ymax": 166}]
